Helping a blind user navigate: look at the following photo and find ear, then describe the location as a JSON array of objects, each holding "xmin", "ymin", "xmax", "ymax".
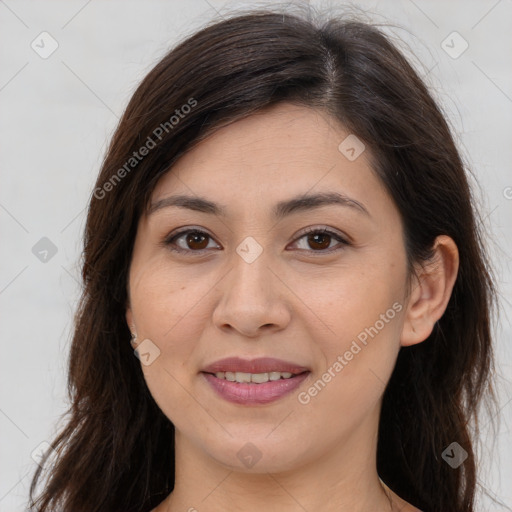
[
  {"xmin": 126, "ymin": 303, "xmax": 136, "ymax": 337},
  {"xmin": 400, "ymin": 235, "xmax": 459, "ymax": 347}
]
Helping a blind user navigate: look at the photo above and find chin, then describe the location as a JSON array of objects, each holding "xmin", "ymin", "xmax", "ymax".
[{"xmin": 203, "ymin": 435, "xmax": 309, "ymax": 474}]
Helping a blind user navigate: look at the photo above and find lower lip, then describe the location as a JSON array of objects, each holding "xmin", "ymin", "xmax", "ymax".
[{"xmin": 201, "ymin": 372, "xmax": 310, "ymax": 405}]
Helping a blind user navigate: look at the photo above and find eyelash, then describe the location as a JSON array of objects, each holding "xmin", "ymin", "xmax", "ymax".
[{"xmin": 163, "ymin": 226, "xmax": 350, "ymax": 256}]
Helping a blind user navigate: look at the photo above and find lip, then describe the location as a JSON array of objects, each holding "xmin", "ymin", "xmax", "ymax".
[
  {"xmin": 201, "ymin": 371, "xmax": 310, "ymax": 405},
  {"xmin": 201, "ymin": 357, "xmax": 310, "ymax": 375},
  {"xmin": 200, "ymin": 357, "xmax": 311, "ymax": 405}
]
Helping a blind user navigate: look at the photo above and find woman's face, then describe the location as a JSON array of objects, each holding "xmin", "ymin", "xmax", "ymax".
[{"xmin": 126, "ymin": 102, "xmax": 410, "ymax": 473}]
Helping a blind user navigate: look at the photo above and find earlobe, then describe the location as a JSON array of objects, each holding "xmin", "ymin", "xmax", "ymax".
[
  {"xmin": 400, "ymin": 235, "xmax": 459, "ymax": 347},
  {"xmin": 126, "ymin": 307, "xmax": 136, "ymax": 338}
]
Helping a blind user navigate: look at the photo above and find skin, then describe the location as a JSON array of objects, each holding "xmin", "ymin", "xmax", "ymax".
[{"xmin": 125, "ymin": 102, "xmax": 459, "ymax": 512}]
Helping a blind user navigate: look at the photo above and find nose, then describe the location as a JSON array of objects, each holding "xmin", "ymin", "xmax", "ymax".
[{"xmin": 212, "ymin": 247, "xmax": 292, "ymax": 338}]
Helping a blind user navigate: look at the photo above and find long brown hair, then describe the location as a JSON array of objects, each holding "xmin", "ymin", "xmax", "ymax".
[{"xmin": 29, "ymin": 6, "xmax": 498, "ymax": 512}]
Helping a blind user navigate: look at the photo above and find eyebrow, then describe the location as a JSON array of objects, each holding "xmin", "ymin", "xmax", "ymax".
[{"xmin": 148, "ymin": 191, "xmax": 370, "ymax": 219}]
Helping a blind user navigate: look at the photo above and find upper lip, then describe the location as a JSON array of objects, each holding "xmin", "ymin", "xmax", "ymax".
[{"xmin": 201, "ymin": 357, "xmax": 310, "ymax": 375}]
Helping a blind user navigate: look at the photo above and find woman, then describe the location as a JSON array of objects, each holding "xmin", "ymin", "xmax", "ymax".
[{"xmin": 29, "ymin": 6, "xmax": 497, "ymax": 512}]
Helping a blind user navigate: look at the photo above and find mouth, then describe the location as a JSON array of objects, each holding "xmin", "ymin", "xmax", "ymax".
[
  {"xmin": 201, "ymin": 356, "xmax": 310, "ymax": 376},
  {"xmin": 200, "ymin": 357, "xmax": 311, "ymax": 405},
  {"xmin": 202, "ymin": 369, "xmax": 309, "ymax": 384}
]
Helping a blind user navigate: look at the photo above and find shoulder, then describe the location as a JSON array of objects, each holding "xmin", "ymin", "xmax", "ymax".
[
  {"xmin": 380, "ymin": 479, "xmax": 423, "ymax": 512},
  {"xmin": 404, "ymin": 505, "xmax": 423, "ymax": 512}
]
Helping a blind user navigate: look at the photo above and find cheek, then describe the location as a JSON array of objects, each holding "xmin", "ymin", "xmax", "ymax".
[
  {"xmin": 290, "ymin": 258, "xmax": 402, "ymax": 342},
  {"xmin": 297, "ymin": 320, "xmax": 402, "ymax": 431},
  {"xmin": 293, "ymin": 263, "xmax": 404, "ymax": 412},
  {"xmin": 129, "ymin": 257, "xmax": 215, "ymax": 343},
  {"xmin": 130, "ymin": 268, "xmax": 210, "ymax": 428},
  {"xmin": 129, "ymin": 261, "xmax": 209, "ymax": 410}
]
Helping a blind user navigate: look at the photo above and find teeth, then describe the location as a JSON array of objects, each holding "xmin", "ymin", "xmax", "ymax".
[
  {"xmin": 214, "ymin": 371, "xmax": 295, "ymax": 383},
  {"xmin": 236, "ymin": 371, "xmax": 252, "ymax": 383}
]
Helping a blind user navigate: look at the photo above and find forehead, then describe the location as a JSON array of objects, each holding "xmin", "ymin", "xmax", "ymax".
[{"xmin": 150, "ymin": 103, "xmax": 389, "ymax": 219}]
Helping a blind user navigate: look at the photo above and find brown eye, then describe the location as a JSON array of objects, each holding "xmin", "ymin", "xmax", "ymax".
[
  {"xmin": 165, "ymin": 229, "xmax": 219, "ymax": 253},
  {"xmin": 185, "ymin": 231, "xmax": 209, "ymax": 250},
  {"xmin": 307, "ymin": 232, "xmax": 332, "ymax": 250},
  {"xmin": 165, "ymin": 227, "xmax": 349, "ymax": 256},
  {"xmin": 292, "ymin": 228, "xmax": 349, "ymax": 254}
]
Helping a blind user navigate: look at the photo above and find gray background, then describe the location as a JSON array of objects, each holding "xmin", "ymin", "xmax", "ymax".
[{"xmin": 1, "ymin": 0, "xmax": 511, "ymax": 510}]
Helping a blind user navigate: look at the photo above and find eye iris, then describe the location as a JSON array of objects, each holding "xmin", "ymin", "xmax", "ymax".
[
  {"xmin": 187, "ymin": 232, "xmax": 209, "ymax": 250},
  {"xmin": 308, "ymin": 232, "xmax": 330, "ymax": 250}
]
